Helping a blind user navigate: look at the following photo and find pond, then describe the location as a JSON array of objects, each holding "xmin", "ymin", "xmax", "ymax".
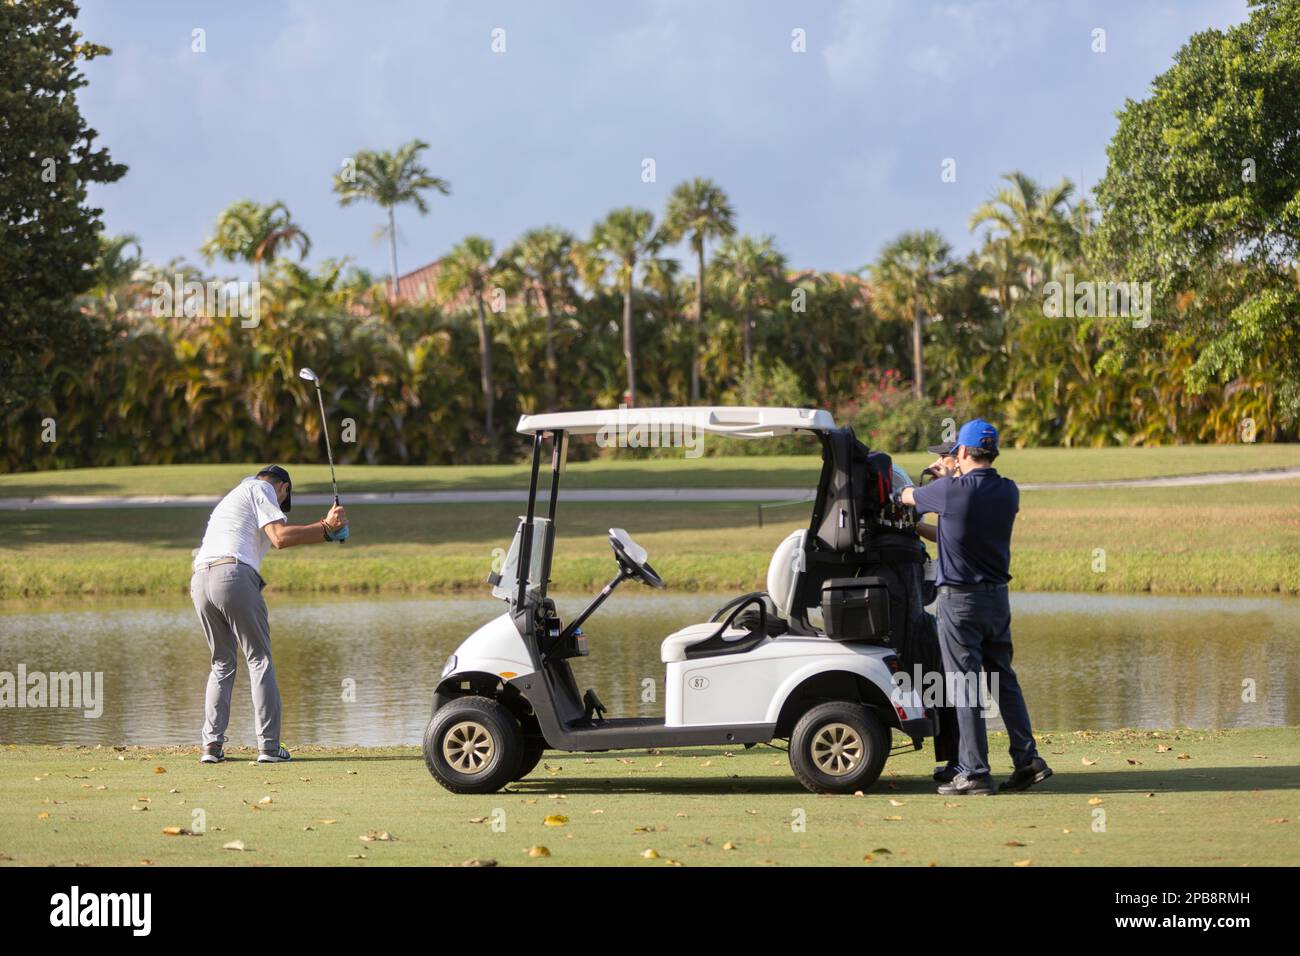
[{"xmin": 0, "ymin": 591, "xmax": 1296, "ymax": 747}]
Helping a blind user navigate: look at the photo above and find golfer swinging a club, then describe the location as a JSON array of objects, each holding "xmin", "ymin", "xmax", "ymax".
[{"xmin": 190, "ymin": 466, "xmax": 348, "ymax": 763}]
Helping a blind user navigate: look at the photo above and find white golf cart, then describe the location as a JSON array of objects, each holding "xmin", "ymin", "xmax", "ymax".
[{"xmin": 422, "ymin": 406, "xmax": 937, "ymax": 795}]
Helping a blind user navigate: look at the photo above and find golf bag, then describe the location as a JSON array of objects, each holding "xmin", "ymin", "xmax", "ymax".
[{"xmin": 803, "ymin": 426, "xmax": 957, "ymax": 763}]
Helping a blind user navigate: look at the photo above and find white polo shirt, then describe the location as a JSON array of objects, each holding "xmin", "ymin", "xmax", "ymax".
[{"xmin": 194, "ymin": 477, "xmax": 288, "ymax": 573}]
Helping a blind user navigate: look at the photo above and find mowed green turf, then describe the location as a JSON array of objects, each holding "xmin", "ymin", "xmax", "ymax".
[
  {"xmin": 0, "ymin": 480, "xmax": 1297, "ymax": 597},
  {"xmin": 3, "ymin": 444, "xmax": 1300, "ymax": 497},
  {"xmin": 2, "ymin": 728, "xmax": 1295, "ymax": 866}
]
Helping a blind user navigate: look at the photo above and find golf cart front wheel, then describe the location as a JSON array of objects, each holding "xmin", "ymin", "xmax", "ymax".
[
  {"xmin": 789, "ymin": 701, "xmax": 889, "ymax": 795},
  {"xmin": 514, "ymin": 738, "xmax": 547, "ymax": 781},
  {"xmin": 423, "ymin": 696, "xmax": 523, "ymax": 794}
]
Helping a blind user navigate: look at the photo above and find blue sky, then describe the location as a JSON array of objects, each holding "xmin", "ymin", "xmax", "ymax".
[{"xmin": 77, "ymin": 0, "xmax": 1249, "ymax": 278}]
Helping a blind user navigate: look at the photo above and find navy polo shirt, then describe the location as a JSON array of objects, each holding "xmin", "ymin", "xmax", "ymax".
[{"xmin": 911, "ymin": 468, "xmax": 1019, "ymax": 586}]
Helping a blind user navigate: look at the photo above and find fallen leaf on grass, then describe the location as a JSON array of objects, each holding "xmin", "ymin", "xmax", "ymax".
[
  {"xmin": 153, "ymin": 767, "xmax": 166, "ymax": 774},
  {"xmin": 883, "ymin": 815, "xmax": 903, "ymax": 822},
  {"xmin": 1177, "ymin": 752, "xmax": 1191, "ymax": 760},
  {"xmin": 527, "ymin": 845, "xmax": 550, "ymax": 858},
  {"xmin": 543, "ymin": 815, "xmax": 568, "ymax": 827},
  {"xmin": 888, "ymin": 799, "xmax": 906, "ymax": 807},
  {"xmin": 723, "ymin": 841, "xmax": 737, "ymax": 850},
  {"xmin": 359, "ymin": 830, "xmax": 394, "ymax": 842},
  {"xmin": 222, "ymin": 840, "xmax": 247, "ymax": 851},
  {"xmin": 162, "ymin": 827, "xmax": 197, "ymax": 837},
  {"xmin": 468, "ymin": 816, "xmax": 488, "ymax": 824},
  {"xmin": 318, "ymin": 819, "xmax": 337, "ymax": 825},
  {"xmin": 641, "ymin": 848, "xmax": 659, "ymax": 859},
  {"xmin": 1156, "ymin": 744, "xmax": 1171, "ymax": 753},
  {"xmin": 1081, "ymin": 757, "xmax": 1097, "ymax": 766},
  {"xmin": 36, "ymin": 812, "xmax": 50, "ymax": 820},
  {"xmin": 1013, "ymin": 859, "xmax": 1032, "ymax": 867},
  {"xmin": 1126, "ymin": 759, "xmax": 1142, "ymax": 765},
  {"xmin": 458, "ymin": 858, "xmax": 497, "ymax": 867},
  {"xmin": 1088, "ymin": 797, "xmax": 1104, "ymax": 807},
  {"xmin": 258, "ymin": 796, "xmax": 272, "ymax": 805}
]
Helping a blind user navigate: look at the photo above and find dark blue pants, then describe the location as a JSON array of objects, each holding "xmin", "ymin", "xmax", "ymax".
[{"xmin": 936, "ymin": 587, "xmax": 1039, "ymax": 778}]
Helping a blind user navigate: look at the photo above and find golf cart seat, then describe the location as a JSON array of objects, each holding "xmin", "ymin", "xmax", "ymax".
[
  {"xmin": 659, "ymin": 530, "xmax": 812, "ymax": 663},
  {"xmin": 660, "ymin": 622, "xmax": 756, "ymax": 663},
  {"xmin": 767, "ymin": 529, "xmax": 806, "ymax": 623}
]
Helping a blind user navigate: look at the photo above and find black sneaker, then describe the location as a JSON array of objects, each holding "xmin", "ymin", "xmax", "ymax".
[
  {"xmin": 200, "ymin": 735, "xmax": 227, "ymax": 764},
  {"xmin": 998, "ymin": 757, "xmax": 1053, "ymax": 792},
  {"xmin": 257, "ymin": 745, "xmax": 291, "ymax": 763},
  {"xmin": 937, "ymin": 772, "xmax": 996, "ymax": 796},
  {"xmin": 933, "ymin": 763, "xmax": 959, "ymax": 783},
  {"xmin": 198, "ymin": 738, "xmax": 227, "ymax": 764}
]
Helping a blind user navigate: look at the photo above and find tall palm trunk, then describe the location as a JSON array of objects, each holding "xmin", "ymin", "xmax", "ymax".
[
  {"xmin": 540, "ymin": 287, "xmax": 557, "ymax": 411},
  {"xmin": 912, "ymin": 301, "xmax": 925, "ymax": 399},
  {"xmin": 476, "ymin": 293, "xmax": 494, "ymax": 435},
  {"xmin": 742, "ymin": 305, "xmax": 753, "ymax": 369},
  {"xmin": 622, "ymin": 269, "xmax": 636, "ymax": 406},
  {"xmin": 691, "ymin": 240, "xmax": 704, "ymax": 402},
  {"xmin": 387, "ymin": 207, "xmax": 399, "ymax": 303}
]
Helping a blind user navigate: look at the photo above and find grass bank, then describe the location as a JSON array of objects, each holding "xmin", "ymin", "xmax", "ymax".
[
  {"xmin": 1, "ymin": 480, "xmax": 1297, "ymax": 598},
  {"xmin": 2, "ymin": 728, "xmax": 1295, "ymax": 866},
  {"xmin": 4, "ymin": 445, "xmax": 1300, "ymax": 498}
]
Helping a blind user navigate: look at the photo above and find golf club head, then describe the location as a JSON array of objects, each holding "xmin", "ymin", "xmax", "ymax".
[{"xmin": 298, "ymin": 367, "xmax": 318, "ymax": 383}]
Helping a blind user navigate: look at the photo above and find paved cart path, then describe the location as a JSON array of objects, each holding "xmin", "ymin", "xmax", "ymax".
[{"xmin": 1, "ymin": 467, "xmax": 1297, "ymax": 511}]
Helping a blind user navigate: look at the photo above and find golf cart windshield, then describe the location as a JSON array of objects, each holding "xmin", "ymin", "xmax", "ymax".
[{"xmin": 491, "ymin": 517, "xmax": 553, "ymax": 603}]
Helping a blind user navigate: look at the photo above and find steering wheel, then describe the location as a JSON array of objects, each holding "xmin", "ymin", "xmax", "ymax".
[{"xmin": 608, "ymin": 528, "xmax": 665, "ymax": 589}]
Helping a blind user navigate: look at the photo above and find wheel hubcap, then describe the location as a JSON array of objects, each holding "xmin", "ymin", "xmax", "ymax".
[
  {"xmin": 443, "ymin": 720, "xmax": 494, "ymax": 774},
  {"xmin": 811, "ymin": 722, "xmax": 864, "ymax": 776}
]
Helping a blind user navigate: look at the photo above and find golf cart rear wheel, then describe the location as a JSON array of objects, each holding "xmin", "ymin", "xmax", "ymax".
[
  {"xmin": 423, "ymin": 696, "xmax": 523, "ymax": 794},
  {"xmin": 789, "ymin": 701, "xmax": 889, "ymax": 795}
]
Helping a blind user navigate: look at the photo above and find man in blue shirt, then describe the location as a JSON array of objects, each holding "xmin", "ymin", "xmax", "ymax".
[{"xmin": 900, "ymin": 419, "xmax": 1052, "ymax": 795}]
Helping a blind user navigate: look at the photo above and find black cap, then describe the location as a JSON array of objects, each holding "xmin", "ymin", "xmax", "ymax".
[
  {"xmin": 926, "ymin": 442, "xmax": 956, "ymax": 456},
  {"xmin": 255, "ymin": 465, "xmax": 292, "ymax": 512}
]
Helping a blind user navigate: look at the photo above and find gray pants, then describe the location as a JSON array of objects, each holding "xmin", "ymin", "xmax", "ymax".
[
  {"xmin": 937, "ymin": 586, "xmax": 1040, "ymax": 778},
  {"xmin": 190, "ymin": 562, "xmax": 281, "ymax": 752}
]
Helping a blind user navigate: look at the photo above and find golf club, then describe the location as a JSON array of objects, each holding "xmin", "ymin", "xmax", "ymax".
[{"xmin": 299, "ymin": 367, "xmax": 346, "ymax": 541}]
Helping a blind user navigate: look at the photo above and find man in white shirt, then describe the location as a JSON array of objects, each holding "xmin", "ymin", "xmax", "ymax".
[{"xmin": 190, "ymin": 465, "xmax": 348, "ymax": 763}]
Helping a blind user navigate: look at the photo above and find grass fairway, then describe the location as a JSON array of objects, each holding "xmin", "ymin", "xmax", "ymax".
[
  {"xmin": 3, "ymin": 444, "xmax": 1300, "ymax": 498},
  {"xmin": 1, "ymin": 480, "xmax": 1297, "ymax": 597},
  {"xmin": 2, "ymin": 727, "xmax": 1295, "ymax": 866}
]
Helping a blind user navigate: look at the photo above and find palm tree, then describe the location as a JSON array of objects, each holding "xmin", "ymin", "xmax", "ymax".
[
  {"xmin": 968, "ymin": 172, "xmax": 1079, "ymax": 290},
  {"xmin": 713, "ymin": 234, "xmax": 786, "ymax": 369},
  {"xmin": 88, "ymin": 234, "xmax": 146, "ymax": 320},
  {"xmin": 973, "ymin": 235, "xmax": 1029, "ymax": 317},
  {"xmin": 589, "ymin": 208, "xmax": 663, "ymax": 406},
  {"xmin": 869, "ymin": 230, "xmax": 955, "ymax": 399},
  {"xmin": 437, "ymin": 236, "xmax": 503, "ymax": 436},
  {"xmin": 332, "ymin": 140, "xmax": 451, "ymax": 301},
  {"xmin": 662, "ymin": 178, "xmax": 736, "ymax": 401},
  {"xmin": 201, "ymin": 201, "xmax": 310, "ymax": 283},
  {"xmin": 503, "ymin": 227, "xmax": 577, "ymax": 410}
]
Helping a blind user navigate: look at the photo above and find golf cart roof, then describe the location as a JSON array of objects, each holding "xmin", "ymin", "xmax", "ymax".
[{"xmin": 516, "ymin": 406, "xmax": 836, "ymax": 438}]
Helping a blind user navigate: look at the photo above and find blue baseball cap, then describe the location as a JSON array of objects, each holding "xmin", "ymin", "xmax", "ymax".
[{"xmin": 955, "ymin": 418, "xmax": 999, "ymax": 453}]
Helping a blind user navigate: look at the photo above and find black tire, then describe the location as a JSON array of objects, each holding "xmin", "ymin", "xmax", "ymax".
[
  {"xmin": 788, "ymin": 701, "xmax": 890, "ymax": 795},
  {"xmin": 423, "ymin": 696, "xmax": 523, "ymax": 795},
  {"xmin": 514, "ymin": 738, "xmax": 547, "ymax": 781}
]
